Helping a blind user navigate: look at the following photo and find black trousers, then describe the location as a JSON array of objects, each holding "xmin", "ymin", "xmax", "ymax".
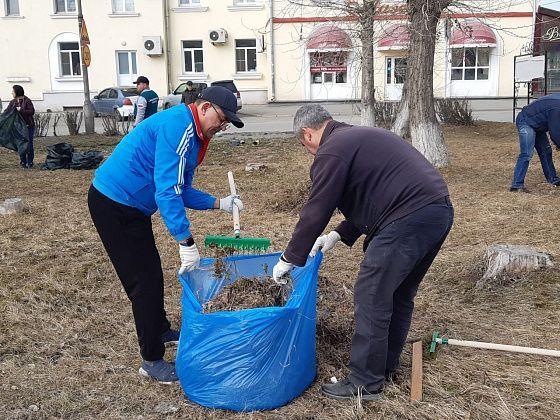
[
  {"xmin": 88, "ymin": 185, "xmax": 171, "ymax": 361},
  {"xmin": 348, "ymin": 197, "xmax": 454, "ymax": 390}
]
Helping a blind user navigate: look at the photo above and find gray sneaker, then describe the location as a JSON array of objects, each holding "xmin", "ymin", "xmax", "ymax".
[{"xmin": 139, "ymin": 359, "xmax": 178, "ymax": 385}]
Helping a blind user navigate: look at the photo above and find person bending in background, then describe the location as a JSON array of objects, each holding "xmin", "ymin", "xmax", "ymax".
[
  {"xmin": 5, "ymin": 84, "xmax": 35, "ymax": 168},
  {"xmin": 510, "ymin": 93, "xmax": 560, "ymax": 193},
  {"xmin": 272, "ymin": 104, "xmax": 454, "ymax": 401}
]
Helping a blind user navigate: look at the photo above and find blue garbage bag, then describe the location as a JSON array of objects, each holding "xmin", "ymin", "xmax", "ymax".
[{"xmin": 176, "ymin": 251, "xmax": 323, "ymax": 411}]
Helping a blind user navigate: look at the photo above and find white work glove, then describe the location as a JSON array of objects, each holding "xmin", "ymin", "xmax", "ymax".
[
  {"xmin": 310, "ymin": 231, "xmax": 341, "ymax": 257},
  {"xmin": 178, "ymin": 243, "xmax": 200, "ymax": 274},
  {"xmin": 272, "ymin": 255, "xmax": 294, "ymax": 284},
  {"xmin": 219, "ymin": 195, "xmax": 244, "ymax": 214}
]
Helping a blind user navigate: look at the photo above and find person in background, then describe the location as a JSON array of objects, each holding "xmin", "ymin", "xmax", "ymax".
[
  {"xmin": 88, "ymin": 86, "xmax": 244, "ymax": 385},
  {"xmin": 5, "ymin": 85, "xmax": 35, "ymax": 168},
  {"xmin": 133, "ymin": 76, "xmax": 159, "ymax": 127},
  {"xmin": 181, "ymin": 81, "xmax": 198, "ymax": 105},
  {"xmin": 272, "ymin": 104, "xmax": 453, "ymax": 402},
  {"xmin": 510, "ymin": 93, "xmax": 560, "ymax": 193}
]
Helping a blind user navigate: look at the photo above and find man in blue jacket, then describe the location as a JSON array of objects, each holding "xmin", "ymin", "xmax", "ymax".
[
  {"xmin": 511, "ymin": 93, "xmax": 560, "ymax": 192},
  {"xmin": 88, "ymin": 86, "xmax": 244, "ymax": 384}
]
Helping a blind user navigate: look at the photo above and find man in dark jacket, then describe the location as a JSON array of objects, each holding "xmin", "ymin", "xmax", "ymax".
[
  {"xmin": 5, "ymin": 84, "xmax": 35, "ymax": 168},
  {"xmin": 181, "ymin": 81, "xmax": 198, "ymax": 105},
  {"xmin": 272, "ymin": 104, "xmax": 454, "ymax": 401},
  {"xmin": 511, "ymin": 93, "xmax": 560, "ymax": 192}
]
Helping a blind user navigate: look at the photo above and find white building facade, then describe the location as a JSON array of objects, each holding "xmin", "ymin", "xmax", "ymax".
[{"xmin": 0, "ymin": 0, "xmax": 537, "ymax": 110}]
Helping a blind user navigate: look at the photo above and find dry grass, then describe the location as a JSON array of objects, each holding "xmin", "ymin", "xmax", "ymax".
[{"xmin": 1, "ymin": 122, "xmax": 559, "ymax": 419}]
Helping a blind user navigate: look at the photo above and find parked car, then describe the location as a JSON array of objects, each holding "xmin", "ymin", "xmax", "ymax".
[
  {"xmin": 92, "ymin": 87, "xmax": 138, "ymax": 118},
  {"xmin": 211, "ymin": 80, "xmax": 242, "ymax": 111},
  {"xmin": 162, "ymin": 82, "xmax": 207, "ymax": 109},
  {"xmin": 161, "ymin": 80, "xmax": 242, "ymax": 110}
]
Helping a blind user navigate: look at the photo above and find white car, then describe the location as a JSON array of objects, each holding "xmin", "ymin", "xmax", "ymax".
[
  {"xmin": 162, "ymin": 82, "xmax": 207, "ymax": 109},
  {"xmin": 162, "ymin": 80, "xmax": 242, "ymax": 110}
]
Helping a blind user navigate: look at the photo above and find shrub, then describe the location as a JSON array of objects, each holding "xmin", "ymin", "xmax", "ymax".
[
  {"xmin": 64, "ymin": 111, "xmax": 83, "ymax": 135},
  {"xmin": 435, "ymin": 98, "xmax": 474, "ymax": 125},
  {"xmin": 100, "ymin": 113, "xmax": 132, "ymax": 137},
  {"xmin": 33, "ymin": 112, "xmax": 52, "ymax": 137}
]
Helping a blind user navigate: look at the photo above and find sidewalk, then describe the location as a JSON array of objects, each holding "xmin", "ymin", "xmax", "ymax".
[{"xmin": 43, "ymin": 100, "xmax": 514, "ymax": 137}]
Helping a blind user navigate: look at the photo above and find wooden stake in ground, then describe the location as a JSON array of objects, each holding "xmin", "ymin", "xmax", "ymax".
[{"xmin": 410, "ymin": 340, "xmax": 423, "ymax": 401}]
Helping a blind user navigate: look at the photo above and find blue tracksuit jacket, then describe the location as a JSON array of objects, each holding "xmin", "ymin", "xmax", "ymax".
[{"xmin": 92, "ymin": 104, "xmax": 216, "ymax": 241}]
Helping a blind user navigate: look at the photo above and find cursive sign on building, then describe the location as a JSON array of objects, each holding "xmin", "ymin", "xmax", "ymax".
[{"xmin": 543, "ymin": 26, "xmax": 560, "ymax": 42}]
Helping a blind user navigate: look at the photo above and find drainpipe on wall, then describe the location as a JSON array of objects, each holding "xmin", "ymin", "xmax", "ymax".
[
  {"xmin": 269, "ymin": 0, "xmax": 276, "ymax": 101},
  {"xmin": 163, "ymin": 0, "xmax": 172, "ymax": 94}
]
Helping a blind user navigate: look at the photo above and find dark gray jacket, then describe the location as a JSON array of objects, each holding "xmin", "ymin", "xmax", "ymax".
[{"xmin": 283, "ymin": 121, "xmax": 449, "ymax": 266}]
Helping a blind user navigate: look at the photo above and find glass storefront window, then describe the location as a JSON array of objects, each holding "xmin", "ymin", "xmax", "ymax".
[
  {"xmin": 336, "ymin": 72, "xmax": 347, "ymax": 83},
  {"xmin": 451, "ymin": 49, "xmax": 464, "ymax": 67},
  {"xmin": 312, "ymin": 73, "xmax": 322, "ymax": 84},
  {"xmin": 478, "ymin": 48, "xmax": 489, "ymax": 66},
  {"xmin": 451, "ymin": 68, "xmax": 463, "ymax": 80},
  {"xmin": 450, "ymin": 47, "xmax": 490, "ymax": 81},
  {"xmin": 477, "ymin": 68, "xmax": 489, "ymax": 80}
]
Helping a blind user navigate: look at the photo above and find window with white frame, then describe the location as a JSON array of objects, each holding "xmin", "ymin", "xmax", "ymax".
[
  {"xmin": 5, "ymin": 0, "xmax": 19, "ymax": 15},
  {"xmin": 179, "ymin": 0, "xmax": 200, "ymax": 5},
  {"xmin": 182, "ymin": 40, "xmax": 204, "ymax": 73},
  {"xmin": 59, "ymin": 42, "xmax": 81, "ymax": 76},
  {"xmin": 450, "ymin": 47, "xmax": 490, "ymax": 81},
  {"xmin": 235, "ymin": 39, "xmax": 256, "ymax": 72},
  {"xmin": 55, "ymin": 0, "xmax": 76, "ymax": 13},
  {"xmin": 112, "ymin": 0, "xmax": 134, "ymax": 13}
]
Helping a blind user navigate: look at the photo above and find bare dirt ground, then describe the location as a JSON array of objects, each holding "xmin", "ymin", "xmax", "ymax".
[{"xmin": 1, "ymin": 122, "xmax": 559, "ymax": 419}]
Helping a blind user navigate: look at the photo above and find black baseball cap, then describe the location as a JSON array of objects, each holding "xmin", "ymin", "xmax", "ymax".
[
  {"xmin": 134, "ymin": 76, "xmax": 149, "ymax": 85},
  {"xmin": 197, "ymin": 86, "xmax": 244, "ymax": 128}
]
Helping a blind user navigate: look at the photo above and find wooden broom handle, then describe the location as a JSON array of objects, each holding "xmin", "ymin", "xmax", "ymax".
[{"xmin": 228, "ymin": 171, "xmax": 241, "ymax": 238}]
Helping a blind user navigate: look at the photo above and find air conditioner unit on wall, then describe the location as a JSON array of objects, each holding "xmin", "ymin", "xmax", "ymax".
[
  {"xmin": 143, "ymin": 36, "xmax": 163, "ymax": 55},
  {"xmin": 209, "ymin": 29, "xmax": 228, "ymax": 44}
]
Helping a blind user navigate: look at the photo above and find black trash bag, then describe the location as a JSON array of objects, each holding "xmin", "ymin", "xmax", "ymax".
[
  {"xmin": 41, "ymin": 143, "xmax": 74, "ymax": 170},
  {"xmin": 70, "ymin": 151, "xmax": 104, "ymax": 170},
  {"xmin": 0, "ymin": 108, "xmax": 29, "ymax": 156}
]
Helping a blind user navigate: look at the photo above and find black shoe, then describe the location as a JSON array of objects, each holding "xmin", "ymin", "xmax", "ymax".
[
  {"xmin": 552, "ymin": 179, "xmax": 560, "ymax": 187},
  {"xmin": 321, "ymin": 377, "xmax": 383, "ymax": 401},
  {"xmin": 509, "ymin": 187, "xmax": 530, "ymax": 193}
]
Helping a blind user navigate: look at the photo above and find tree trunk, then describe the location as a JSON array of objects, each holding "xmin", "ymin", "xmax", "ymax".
[
  {"xmin": 360, "ymin": 1, "xmax": 375, "ymax": 126},
  {"xmin": 392, "ymin": 82, "xmax": 409, "ymax": 138},
  {"xmin": 477, "ymin": 244, "xmax": 553, "ymax": 289},
  {"xmin": 403, "ymin": 0, "xmax": 451, "ymax": 167}
]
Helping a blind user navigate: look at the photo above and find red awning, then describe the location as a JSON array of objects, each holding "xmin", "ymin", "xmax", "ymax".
[
  {"xmin": 307, "ymin": 24, "xmax": 352, "ymax": 50},
  {"xmin": 450, "ymin": 21, "xmax": 497, "ymax": 47},
  {"xmin": 377, "ymin": 24, "xmax": 410, "ymax": 50}
]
